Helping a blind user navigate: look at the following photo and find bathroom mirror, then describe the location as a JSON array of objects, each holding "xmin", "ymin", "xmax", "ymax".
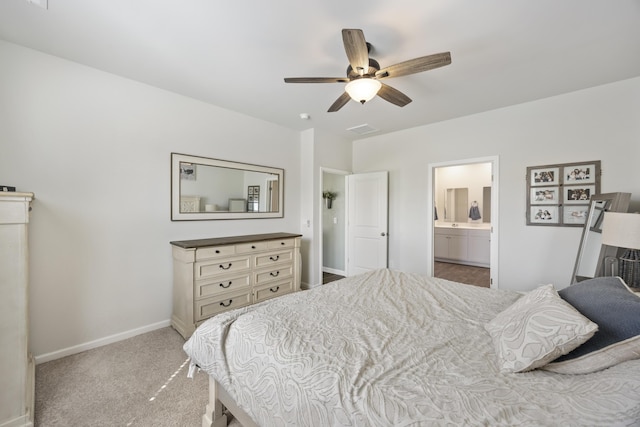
[
  {"xmin": 444, "ymin": 188, "xmax": 469, "ymax": 222},
  {"xmin": 571, "ymin": 192, "xmax": 630, "ymax": 283},
  {"xmin": 171, "ymin": 153, "xmax": 284, "ymax": 220}
]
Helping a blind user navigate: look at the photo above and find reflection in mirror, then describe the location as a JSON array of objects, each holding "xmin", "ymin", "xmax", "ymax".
[
  {"xmin": 444, "ymin": 188, "xmax": 469, "ymax": 222},
  {"xmin": 572, "ymin": 192, "xmax": 631, "ymax": 283},
  {"xmin": 171, "ymin": 153, "xmax": 284, "ymax": 220},
  {"xmin": 483, "ymin": 186, "xmax": 491, "ymax": 223}
]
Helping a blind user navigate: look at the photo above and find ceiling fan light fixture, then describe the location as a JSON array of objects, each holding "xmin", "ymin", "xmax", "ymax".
[{"xmin": 345, "ymin": 78, "xmax": 381, "ymax": 104}]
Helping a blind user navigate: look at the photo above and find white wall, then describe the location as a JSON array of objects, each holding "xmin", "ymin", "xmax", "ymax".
[
  {"xmin": 354, "ymin": 77, "xmax": 640, "ymax": 292},
  {"xmin": 0, "ymin": 41, "xmax": 302, "ymax": 359}
]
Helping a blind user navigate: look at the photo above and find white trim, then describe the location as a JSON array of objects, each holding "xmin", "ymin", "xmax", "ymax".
[
  {"xmin": 34, "ymin": 319, "xmax": 171, "ymax": 364},
  {"xmin": 427, "ymin": 155, "xmax": 499, "ymax": 288}
]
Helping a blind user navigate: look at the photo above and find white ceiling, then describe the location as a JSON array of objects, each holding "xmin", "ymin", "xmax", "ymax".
[{"xmin": 2, "ymin": 0, "xmax": 640, "ymax": 141}]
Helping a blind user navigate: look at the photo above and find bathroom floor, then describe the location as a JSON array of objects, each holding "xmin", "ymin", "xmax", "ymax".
[{"xmin": 434, "ymin": 261, "xmax": 490, "ymax": 288}]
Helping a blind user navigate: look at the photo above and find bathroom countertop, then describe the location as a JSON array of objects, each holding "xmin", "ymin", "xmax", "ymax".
[{"xmin": 434, "ymin": 222, "xmax": 491, "ymax": 230}]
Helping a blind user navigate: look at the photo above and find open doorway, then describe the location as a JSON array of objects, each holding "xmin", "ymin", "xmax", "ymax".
[
  {"xmin": 319, "ymin": 168, "xmax": 348, "ymax": 285},
  {"xmin": 428, "ymin": 157, "xmax": 499, "ymax": 288}
]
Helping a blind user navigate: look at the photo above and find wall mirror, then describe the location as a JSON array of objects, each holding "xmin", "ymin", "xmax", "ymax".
[
  {"xmin": 571, "ymin": 192, "xmax": 631, "ymax": 283},
  {"xmin": 444, "ymin": 188, "xmax": 469, "ymax": 222},
  {"xmin": 171, "ymin": 153, "xmax": 284, "ymax": 220}
]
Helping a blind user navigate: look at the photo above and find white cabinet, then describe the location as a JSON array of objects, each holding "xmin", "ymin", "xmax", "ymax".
[
  {"xmin": 467, "ymin": 229, "xmax": 491, "ymax": 265},
  {"xmin": 170, "ymin": 233, "xmax": 302, "ymax": 339},
  {"xmin": 434, "ymin": 228, "xmax": 468, "ymax": 261},
  {"xmin": 0, "ymin": 192, "xmax": 35, "ymax": 427},
  {"xmin": 434, "ymin": 227, "xmax": 489, "ymax": 267}
]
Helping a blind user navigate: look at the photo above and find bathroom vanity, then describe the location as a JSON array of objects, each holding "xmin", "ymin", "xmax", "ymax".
[{"xmin": 434, "ymin": 223, "xmax": 490, "ymax": 267}]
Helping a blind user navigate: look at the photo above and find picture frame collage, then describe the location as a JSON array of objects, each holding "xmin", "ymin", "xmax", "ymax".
[
  {"xmin": 526, "ymin": 160, "xmax": 601, "ymax": 226},
  {"xmin": 247, "ymin": 185, "xmax": 260, "ymax": 212}
]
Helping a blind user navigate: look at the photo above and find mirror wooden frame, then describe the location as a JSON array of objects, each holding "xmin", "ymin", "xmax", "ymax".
[
  {"xmin": 571, "ymin": 192, "xmax": 631, "ymax": 283},
  {"xmin": 171, "ymin": 153, "xmax": 284, "ymax": 221}
]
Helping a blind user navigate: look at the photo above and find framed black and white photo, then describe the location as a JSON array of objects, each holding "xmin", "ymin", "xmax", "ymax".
[
  {"xmin": 563, "ymin": 205, "xmax": 590, "ymax": 225},
  {"xmin": 247, "ymin": 185, "xmax": 260, "ymax": 197},
  {"xmin": 180, "ymin": 163, "xmax": 196, "ymax": 180},
  {"xmin": 530, "ymin": 167, "xmax": 559, "ymax": 186},
  {"xmin": 563, "ymin": 163, "xmax": 597, "ymax": 184},
  {"xmin": 529, "ymin": 206, "xmax": 559, "ymax": 225},
  {"xmin": 564, "ymin": 185, "xmax": 596, "ymax": 204},
  {"xmin": 526, "ymin": 160, "xmax": 600, "ymax": 226},
  {"xmin": 530, "ymin": 186, "xmax": 559, "ymax": 204}
]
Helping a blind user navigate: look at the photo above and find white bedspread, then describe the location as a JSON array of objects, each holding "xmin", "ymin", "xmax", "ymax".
[{"xmin": 184, "ymin": 269, "xmax": 640, "ymax": 426}]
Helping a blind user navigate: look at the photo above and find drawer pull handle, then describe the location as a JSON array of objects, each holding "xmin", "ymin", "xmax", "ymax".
[
  {"xmin": 251, "ymin": 245, "xmax": 256, "ymax": 249},
  {"xmin": 270, "ymin": 255, "xmax": 280, "ymax": 261},
  {"xmin": 219, "ymin": 281, "xmax": 232, "ymax": 288},
  {"xmin": 220, "ymin": 299, "xmax": 233, "ymax": 307},
  {"xmin": 270, "ymin": 271, "xmax": 280, "ymax": 277},
  {"xmin": 270, "ymin": 286, "xmax": 280, "ymax": 293},
  {"xmin": 215, "ymin": 250, "xmax": 220, "ymax": 254},
  {"xmin": 219, "ymin": 263, "xmax": 232, "ymax": 270},
  {"xmin": 280, "ymin": 242, "xmax": 285, "ymax": 245}
]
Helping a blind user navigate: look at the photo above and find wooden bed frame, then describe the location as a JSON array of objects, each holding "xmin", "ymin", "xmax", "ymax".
[{"xmin": 204, "ymin": 376, "xmax": 258, "ymax": 427}]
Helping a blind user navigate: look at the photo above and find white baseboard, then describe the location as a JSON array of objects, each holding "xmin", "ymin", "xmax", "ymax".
[{"xmin": 34, "ymin": 319, "xmax": 171, "ymax": 364}]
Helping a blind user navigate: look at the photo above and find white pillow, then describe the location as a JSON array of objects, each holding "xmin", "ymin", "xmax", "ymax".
[{"xmin": 484, "ymin": 284, "xmax": 598, "ymax": 373}]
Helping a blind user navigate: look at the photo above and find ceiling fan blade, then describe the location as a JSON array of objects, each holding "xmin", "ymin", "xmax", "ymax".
[
  {"xmin": 342, "ymin": 29, "xmax": 369, "ymax": 75},
  {"xmin": 284, "ymin": 77, "xmax": 348, "ymax": 83},
  {"xmin": 375, "ymin": 52, "xmax": 451, "ymax": 79},
  {"xmin": 377, "ymin": 83, "xmax": 412, "ymax": 107},
  {"xmin": 328, "ymin": 92, "xmax": 351, "ymax": 112}
]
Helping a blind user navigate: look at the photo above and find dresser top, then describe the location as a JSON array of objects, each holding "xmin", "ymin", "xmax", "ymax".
[
  {"xmin": 0, "ymin": 192, "xmax": 34, "ymax": 201},
  {"xmin": 170, "ymin": 232, "xmax": 302, "ymax": 249}
]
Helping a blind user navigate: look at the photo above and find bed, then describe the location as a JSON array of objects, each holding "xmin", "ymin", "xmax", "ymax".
[{"xmin": 184, "ymin": 269, "xmax": 640, "ymax": 426}]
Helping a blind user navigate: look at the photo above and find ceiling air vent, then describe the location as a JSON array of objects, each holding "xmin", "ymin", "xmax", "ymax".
[
  {"xmin": 25, "ymin": 0, "xmax": 48, "ymax": 9},
  {"xmin": 347, "ymin": 124, "xmax": 379, "ymax": 135}
]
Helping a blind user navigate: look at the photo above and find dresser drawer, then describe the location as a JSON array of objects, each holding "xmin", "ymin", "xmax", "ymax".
[
  {"xmin": 195, "ymin": 290, "xmax": 252, "ymax": 322},
  {"xmin": 195, "ymin": 255, "xmax": 251, "ymax": 280},
  {"xmin": 195, "ymin": 273, "xmax": 251, "ymax": 299},
  {"xmin": 255, "ymin": 264, "xmax": 293, "ymax": 285},
  {"xmin": 255, "ymin": 249, "xmax": 293, "ymax": 267},
  {"xmin": 254, "ymin": 278, "xmax": 294, "ymax": 302},
  {"xmin": 268, "ymin": 238, "xmax": 295, "ymax": 249},
  {"xmin": 236, "ymin": 241, "xmax": 269, "ymax": 253},
  {"xmin": 196, "ymin": 245, "xmax": 236, "ymax": 260}
]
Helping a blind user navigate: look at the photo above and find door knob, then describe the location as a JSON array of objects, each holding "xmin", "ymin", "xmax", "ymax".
[{"xmin": 381, "ymin": 232, "xmax": 387, "ymax": 237}]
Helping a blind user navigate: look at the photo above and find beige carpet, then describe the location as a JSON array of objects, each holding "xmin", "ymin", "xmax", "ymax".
[{"xmin": 35, "ymin": 327, "xmax": 213, "ymax": 426}]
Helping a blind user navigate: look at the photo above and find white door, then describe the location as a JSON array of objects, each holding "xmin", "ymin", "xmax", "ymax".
[{"xmin": 347, "ymin": 171, "xmax": 388, "ymax": 276}]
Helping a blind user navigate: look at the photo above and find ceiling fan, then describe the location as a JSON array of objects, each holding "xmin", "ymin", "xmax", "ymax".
[{"xmin": 284, "ymin": 29, "xmax": 452, "ymax": 112}]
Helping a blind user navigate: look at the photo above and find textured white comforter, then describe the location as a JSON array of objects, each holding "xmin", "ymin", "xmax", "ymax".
[{"xmin": 184, "ymin": 269, "xmax": 640, "ymax": 426}]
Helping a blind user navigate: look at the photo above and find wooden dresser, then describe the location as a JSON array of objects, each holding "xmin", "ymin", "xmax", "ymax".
[
  {"xmin": 170, "ymin": 232, "xmax": 302, "ymax": 339},
  {"xmin": 0, "ymin": 192, "xmax": 35, "ymax": 427}
]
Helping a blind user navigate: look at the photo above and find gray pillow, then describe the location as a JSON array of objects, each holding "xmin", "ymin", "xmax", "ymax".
[{"xmin": 542, "ymin": 276, "xmax": 640, "ymax": 374}]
